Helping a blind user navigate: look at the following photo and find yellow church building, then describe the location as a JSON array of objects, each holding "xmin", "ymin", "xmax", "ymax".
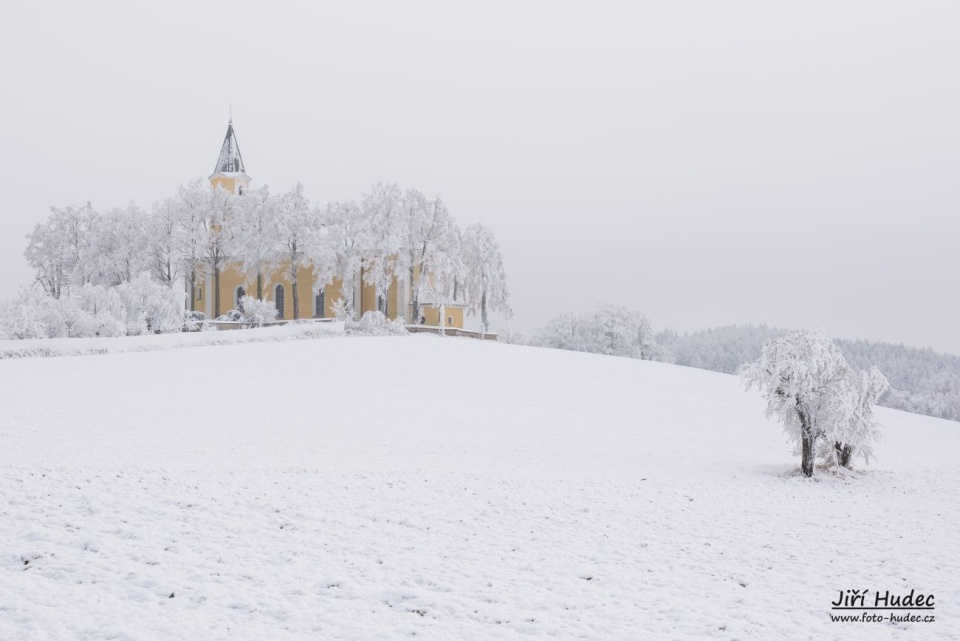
[{"xmin": 198, "ymin": 119, "xmax": 464, "ymax": 329}]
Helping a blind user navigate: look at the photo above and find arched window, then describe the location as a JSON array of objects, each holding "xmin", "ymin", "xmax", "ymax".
[
  {"xmin": 238, "ymin": 185, "xmax": 244, "ymax": 195},
  {"xmin": 315, "ymin": 289, "xmax": 325, "ymax": 318},
  {"xmin": 377, "ymin": 294, "xmax": 387, "ymax": 317},
  {"xmin": 235, "ymin": 286, "xmax": 245, "ymax": 311},
  {"xmin": 196, "ymin": 287, "xmax": 202, "ymax": 301},
  {"xmin": 275, "ymin": 284, "xmax": 285, "ymax": 319}
]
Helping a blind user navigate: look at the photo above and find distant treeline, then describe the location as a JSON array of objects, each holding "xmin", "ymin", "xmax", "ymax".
[
  {"xmin": 515, "ymin": 308, "xmax": 960, "ymax": 423},
  {"xmin": 656, "ymin": 325, "xmax": 960, "ymax": 423}
]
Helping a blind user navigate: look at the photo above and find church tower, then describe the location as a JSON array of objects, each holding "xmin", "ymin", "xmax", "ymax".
[{"xmin": 209, "ymin": 116, "xmax": 251, "ymax": 195}]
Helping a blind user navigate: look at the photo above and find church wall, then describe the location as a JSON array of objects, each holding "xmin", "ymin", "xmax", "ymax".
[
  {"xmin": 387, "ymin": 276, "xmax": 399, "ymax": 319},
  {"xmin": 218, "ymin": 266, "xmax": 249, "ymax": 314},
  {"xmin": 261, "ymin": 263, "xmax": 318, "ymax": 320},
  {"xmin": 421, "ymin": 305, "xmax": 464, "ymax": 329},
  {"xmin": 358, "ymin": 274, "xmax": 401, "ymax": 318},
  {"xmin": 213, "ymin": 262, "xmax": 350, "ymax": 320},
  {"xmin": 204, "ymin": 258, "xmax": 374, "ymax": 320},
  {"xmin": 361, "ymin": 279, "xmax": 377, "ymax": 315},
  {"xmin": 323, "ymin": 278, "xmax": 347, "ymax": 317}
]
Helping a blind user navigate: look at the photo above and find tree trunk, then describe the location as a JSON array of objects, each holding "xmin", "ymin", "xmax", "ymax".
[
  {"xmin": 481, "ymin": 291, "xmax": 488, "ymax": 336},
  {"xmin": 800, "ymin": 433, "xmax": 814, "ymax": 477},
  {"xmin": 189, "ymin": 274, "xmax": 196, "ymax": 312},
  {"xmin": 410, "ymin": 266, "xmax": 419, "ymax": 325},
  {"xmin": 257, "ymin": 272, "xmax": 263, "ymax": 300},
  {"xmin": 835, "ymin": 442, "xmax": 853, "ymax": 468},
  {"xmin": 292, "ymin": 269, "xmax": 299, "ymax": 320},
  {"xmin": 214, "ymin": 266, "xmax": 221, "ymax": 318},
  {"xmin": 797, "ymin": 404, "xmax": 815, "ymax": 477}
]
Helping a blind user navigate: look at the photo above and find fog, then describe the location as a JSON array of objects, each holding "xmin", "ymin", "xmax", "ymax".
[{"xmin": 1, "ymin": 1, "xmax": 957, "ymax": 351}]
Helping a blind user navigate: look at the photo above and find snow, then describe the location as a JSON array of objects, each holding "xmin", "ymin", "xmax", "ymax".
[
  {"xmin": 0, "ymin": 335, "xmax": 957, "ymax": 639},
  {"xmin": 0, "ymin": 321, "xmax": 344, "ymax": 359}
]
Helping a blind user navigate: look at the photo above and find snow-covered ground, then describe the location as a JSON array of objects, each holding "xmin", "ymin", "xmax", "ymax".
[
  {"xmin": 0, "ymin": 321, "xmax": 344, "ymax": 359},
  {"xmin": 0, "ymin": 333, "xmax": 957, "ymax": 639}
]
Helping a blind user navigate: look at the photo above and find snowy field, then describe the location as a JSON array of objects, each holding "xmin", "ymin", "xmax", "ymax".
[
  {"xmin": 0, "ymin": 333, "xmax": 957, "ymax": 640},
  {"xmin": 0, "ymin": 321, "xmax": 345, "ymax": 360}
]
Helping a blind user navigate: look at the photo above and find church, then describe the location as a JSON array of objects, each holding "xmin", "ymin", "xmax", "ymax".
[{"xmin": 198, "ymin": 119, "xmax": 465, "ymax": 329}]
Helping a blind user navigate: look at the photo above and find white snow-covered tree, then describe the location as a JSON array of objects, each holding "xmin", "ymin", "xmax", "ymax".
[
  {"xmin": 360, "ymin": 182, "xmax": 404, "ymax": 315},
  {"xmin": 24, "ymin": 214, "xmax": 71, "ymax": 299},
  {"xmin": 24, "ymin": 203, "xmax": 99, "ymax": 298},
  {"xmin": 88, "ymin": 203, "xmax": 152, "ymax": 287},
  {"xmin": 461, "ymin": 223, "xmax": 511, "ymax": 333},
  {"xmin": 149, "ymin": 198, "xmax": 184, "ymax": 287},
  {"xmin": 0, "ymin": 289, "xmax": 54, "ymax": 339},
  {"xmin": 534, "ymin": 305, "xmax": 666, "ymax": 361},
  {"xmin": 823, "ymin": 367, "xmax": 889, "ymax": 468},
  {"xmin": 115, "ymin": 274, "xmax": 185, "ymax": 335},
  {"xmin": 228, "ymin": 185, "xmax": 281, "ymax": 299},
  {"xmin": 396, "ymin": 191, "xmax": 462, "ymax": 325},
  {"xmin": 183, "ymin": 184, "xmax": 236, "ymax": 318},
  {"xmin": 739, "ymin": 330, "xmax": 852, "ymax": 477},
  {"xmin": 421, "ymin": 226, "xmax": 464, "ymax": 334},
  {"xmin": 76, "ymin": 283, "xmax": 126, "ymax": 337},
  {"xmin": 319, "ymin": 199, "xmax": 368, "ymax": 315},
  {"xmin": 238, "ymin": 295, "xmax": 278, "ymax": 327},
  {"xmin": 275, "ymin": 183, "xmax": 316, "ymax": 320},
  {"xmin": 173, "ymin": 180, "xmax": 212, "ymax": 311},
  {"xmin": 590, "ymin": 305, "xmax": 662, "ymax": 359}
]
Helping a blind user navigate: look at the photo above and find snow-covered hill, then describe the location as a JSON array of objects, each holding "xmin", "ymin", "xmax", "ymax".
[{"xmin": 0, "ymin": 334, "xmax": 957, "ymax": 639}]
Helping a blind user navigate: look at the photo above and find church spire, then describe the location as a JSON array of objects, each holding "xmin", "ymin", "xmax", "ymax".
[
  {"xmin": 209, "ymin": 114, "xmax": 251, "ymax": 195},
  {"xmin": 213, "ymin": 118, "xmax": 245, "ymax": 175}
]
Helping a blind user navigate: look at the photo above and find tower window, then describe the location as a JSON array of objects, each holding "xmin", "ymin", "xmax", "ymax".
[{"xmin": 275, "ymin": 284, "xmax": 285, "ymax": 319}]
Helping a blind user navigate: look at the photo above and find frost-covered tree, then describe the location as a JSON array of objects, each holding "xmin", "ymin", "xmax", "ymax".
[
  {"xmin": 0, "ymin": 289, "xmax": 54, "ymax": 339},
  {"xmin": 228, "ymin": 185, "xmax": 280, "ymax": 299},
  {"xmin": 739, "ymin": 330, "xmax": 852, "ymax": 477},
  {"xmin": 24, "ymin": 214, "xmax": 71, "ymax": 299},
  {"xmin": 191, "ymin": 185, "xmax": 236, "ymax": 318},
  {"xmin": 76, "ymin": 283, "xmax": 126, "ymax": 337},
  {"xmin": 24, "ymin": 203, "xmax": 99, "ymax": 298},
  {"xmin": 395, "ymin": 191, "xmax": 462, "ymax": 325},
  {"xmin": 823, "ymin": 367, "xmax": 889, "ymax": 468},
  {"xmin": 319, "ymin": 199, "xmax": 368, "ymax": 315},
  {"xmin": 88, "ymin": 203, "xmax": 152, "ymax": 286},
  {"xmin": 534, "ymin": 305, "xmax": 666, "ymax": 361},
  {"xmin": 421, "ymin": 224, "xmax": 464, "ymax": 334},
  {"xmin": 345, "ymin": 310, "xmax": 408, "ymax": 336},
  {"xmin": 275, "ymin": 182, "xmax": 316, "ymax": 320},
  {"xmin": 461, "ymin": 223, "xmax": 511, "ymax": 333},
  {"xmin": 238, "ymin": 295, "xmax": 278, "ymax": 327},
  {"xmin": 173, "ymin": 180, "xmax": 212, "ymax": 311},
  {"xmin": 360, "ymin": 182, "xmax": 403, "ymax": 314},
  {"xmin": 114, "ymin": 274, "xmax": 185, "ymax": 335},
  {"xmin": 149, "ymin": 198, "xmax": 183, "ymax": 286}
]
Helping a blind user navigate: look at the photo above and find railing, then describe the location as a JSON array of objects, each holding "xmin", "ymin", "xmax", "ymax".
[
  {"xmin": 406, "ymin": 325, "xmax": 498, "ymax": 340},
  {"xmin": 194, "ymin": 317, "xmax": 338, "ymax": 332}
]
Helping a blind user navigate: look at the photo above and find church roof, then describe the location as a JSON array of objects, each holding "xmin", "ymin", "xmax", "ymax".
[{"xmin": 212, "ymin": 119, "xmax": 246, "ymax": 176}]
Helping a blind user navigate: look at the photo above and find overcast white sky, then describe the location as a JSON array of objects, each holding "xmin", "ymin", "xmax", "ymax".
[{"xmin": 1, "ymin": 1, "xmax": 957, "ymax": 352}]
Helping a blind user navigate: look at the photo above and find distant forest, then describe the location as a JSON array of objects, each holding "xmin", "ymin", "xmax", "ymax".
[{"xmin": 656, "ymin": 325, "xmax": 960, "ymax": 423}]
